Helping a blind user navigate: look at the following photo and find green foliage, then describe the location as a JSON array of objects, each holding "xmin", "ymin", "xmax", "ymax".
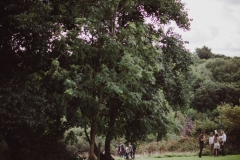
[
  {"xmin": 61, "ymin": 1, "xmax": 192, "ymax": 158},
  {"xmin": 158, "ymin": 28, "xmax": 193, "ymax": 110},
  {"xmin": 216, "ymin": 104, "xmax": 240, "ymax": 153},
  {"xmin": 138, "ymin": 137, "xmax": 198, "ymax": 154},
  {"xmin": 0, "ymin": 0, "xmax": 193, "ymax": 159},
  {"xmin": 218, "ymin": 104, "xmax": 240, "ymax": 129},
  {"xmin": 195, "ymin": 46, "xmax": 214, "ymax": 59},
  {"xmin": 65, "ymin": 131, "xmax": 78, "ymax": 146},
  {"xmin": 191, "ymin": 80, "xmax": 220, "ymax": 111},
  {"xmin": 206, "ymin": 58, "xmax": 240, "ymax": 83},
  {"xmin": 65, "ymin": 128, "xmax": 91, "ymax": 154},
  {"xmin": 0, "ymin": 0, "xmax": 83, "ymax": 159},
  {"xmin": 194, "ymin": 117, "xmax": 218, "ymax": 136},
  {"xmin": 190, "ymin": 57, "xmax": 240, "ymax": 112},
  {"xmin": 184, "ymin": 108, "xmax": 198, "ymax": 120}
]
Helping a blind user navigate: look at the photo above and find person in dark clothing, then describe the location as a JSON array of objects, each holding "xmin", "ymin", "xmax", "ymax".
[
  {"xmin": 119, "ymin": 142, "xmax": 125, "ymax": 157},
  {"xmin": 132, "ymin": 143, "xmax": 137, "ymax": 159},
  {"xmin": 116, "ymin": 143, "xmax": 120, "ymax": 156},
  {"xmin": 198, "ymin": 131, "xmax": 205, "ymax": 158}
]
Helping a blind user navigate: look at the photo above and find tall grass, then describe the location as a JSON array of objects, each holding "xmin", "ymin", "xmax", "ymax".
[{"xmin": 137, "ymin": 137, "xmax": 198, "ymax": 155}]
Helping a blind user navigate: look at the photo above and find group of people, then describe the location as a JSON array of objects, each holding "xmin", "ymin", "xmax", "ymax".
[
  {"xmin": 116, "ymin": 142, "xmax": 136, "ymax": 159},
  {"xmin": 198, "ymin": 129, "xmax": 227, "ymax": 158}
]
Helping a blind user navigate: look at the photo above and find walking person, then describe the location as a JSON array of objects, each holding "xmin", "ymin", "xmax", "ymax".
[
  {"xmin": 220, "ymin": 130, "xmax": 227, "ymax": 156},
  {"xmin": 209, "ymin": 132, "xmax": 214, "ymax": 157},
  {"xmin": 198, "ymin": 131, "xmax": 205, "ymax": 158}
]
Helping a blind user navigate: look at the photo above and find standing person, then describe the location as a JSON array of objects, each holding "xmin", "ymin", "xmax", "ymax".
[
  {"xmin": 220, "ymin": 130, "xmax": 227, "ymax": 156},
  {"xmin": 128, "ymin": 143, "xmax": 133, "ymax": 159},
  {"xmin": 132, "ymin": 143, "xmax": 137, "ymax": 159},
  {"xmin": 119, "ymin": 142, "xmax": 125, "ymax": 157},
  {"xmin": 209, "ymin": 132, "xmax": 214, "ymax": 157},
  {"xmin": 214, "ymin": 133, "xmax": 220, "ymax": 156},
  {"xmin": 125, "ymin": 146, "xmax": 129, "ymax": 159},
  {"xmin": 116, "ymin": 144, "xmax": 120, "ymax": 156},
  {"xmin": 198, "ymin": 131, "xmax": 205, "ymax": 158}
]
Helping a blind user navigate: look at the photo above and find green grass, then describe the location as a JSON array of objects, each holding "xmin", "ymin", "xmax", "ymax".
[{"xmin": 133, "ymin": 155, "xmax": 240, "ymax": 160}]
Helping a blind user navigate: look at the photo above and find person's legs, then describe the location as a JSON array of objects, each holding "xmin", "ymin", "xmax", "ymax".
[
  {"xmin": 120, "ymin": 151, "xmax": 123, "ymax": 158},
  {"xmin": 221, "ymin": 144, "xmax": 226, "ymax": 156},
  {"xmin": 129, "ymin": 151, "xmax": 131, "ymax": 158},
  {"xmin": 199, "ymin": 143, "xmax": 204, "ymax": 157},
  {"xmin": 210, "ymin": 144, "xmax": 213, "ymax": 156}
]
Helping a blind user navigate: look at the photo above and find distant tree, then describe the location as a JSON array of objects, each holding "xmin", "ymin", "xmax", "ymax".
[
  {"xmin": 206, "ymin": 58, "xmax": 240, "ymax": 106},
  {"xmin": 214, "ymin": 54, "xmax": 230, "ymax": 59},
  {"xmin": 190, "ymin": 57, "xmax": 240, "ymax": 112},
  {"xmin": 195, "ymin": 46, "xmax": 214, "ymax": 59},
  {"xmin": 191, "ymin": 80, "xmax": 220, "ymax": 112},
  {"xmin": 217, "ymin": 104, "xmax": 240, "ymax": 153},
  {"xmin": 206, "ymin": 58, "xmax": 240, "ymax": 83}
]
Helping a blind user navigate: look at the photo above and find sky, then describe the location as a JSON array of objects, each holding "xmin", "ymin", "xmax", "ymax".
[{"xmin": 173, "ymin": 0, "xmax": 240, "ymax": 57}]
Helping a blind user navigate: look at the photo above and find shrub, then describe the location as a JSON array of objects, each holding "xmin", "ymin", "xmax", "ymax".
[{"xmin": 138, "ymin": 137, "xmax": 198, "ymax": 155}]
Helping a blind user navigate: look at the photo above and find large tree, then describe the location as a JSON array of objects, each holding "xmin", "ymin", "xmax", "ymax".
[
  {"xmin": 0, "ymin": 0, "xmax": 82, "ymax": 159},
  {"xmin": 61, "ymin": 0, "xmax": 191, "ymax": 160},
  {"xmin": 0, "ymin": 0, "xmax": 192, "ymax": 160}
]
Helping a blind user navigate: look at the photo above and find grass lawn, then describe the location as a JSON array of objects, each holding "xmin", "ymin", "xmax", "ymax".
[
  {"xmin": 115, "ymin": 155, "xmax": 240, "ymax": 160},
  {"xmin": 138, "ymin": 155, "xmax": 240, "ymax": 160}
]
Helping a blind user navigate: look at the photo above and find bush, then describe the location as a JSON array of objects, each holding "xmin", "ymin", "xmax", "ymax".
[{"xmin": 138, "ymin": 137, "xmax": 199, "ymax": 154}]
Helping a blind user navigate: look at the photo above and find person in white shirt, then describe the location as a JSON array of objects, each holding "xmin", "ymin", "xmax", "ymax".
[
  {"xmin": 209, "ymin": 132, "xmax": 214, "ymax": 157},
  {"xmin": 220, "ymin": 130, "xmax": 227, "ymax": 156},
  {"xmin": 128, "ymin": 143, "xmax": 133, "ymax": 159}
]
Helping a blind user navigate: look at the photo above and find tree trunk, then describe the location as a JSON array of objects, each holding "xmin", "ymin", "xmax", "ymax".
[
  {"xmin": 103, "ymin": 98, "xmax": 121, "ymax": 160},
  {"xmin": 0, "ymin": 133, "xmax": 10, "ymax": 160},
  {"xmin": 105, "ymin": 115, "xmax": 115, "ymax": 156},
  {"xmin": 87, "ymin": 87, "xmax": 120, "ymax": 160},
  {"xmin": 5, "ymin": 131, "xmax": 19, "ymax": 160},
  {"xmin": 103, "ymin": 128, "xmax": 115, "ymax": 160},
  {"xmin": 89, "ymin": 117, "xmax": 97, "ymax": 160},
  {"xmin": 89, "ymin": 86, "xmax": 103, "ymax": 160},
  {"xmin": 105, "ymin": 134, "xmax": 112, "ymax": 157}
]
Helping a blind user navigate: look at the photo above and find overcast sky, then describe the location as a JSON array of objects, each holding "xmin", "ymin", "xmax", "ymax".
[{"xmin": 174, "ymin": 0, "xmax": 240, "ymax": 57}]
